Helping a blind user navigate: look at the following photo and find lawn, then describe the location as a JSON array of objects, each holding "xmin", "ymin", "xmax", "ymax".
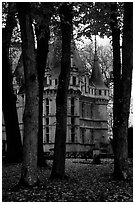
[{"xmin": 2, "ymin": 158, "xmax": 133, "ymax": 202}]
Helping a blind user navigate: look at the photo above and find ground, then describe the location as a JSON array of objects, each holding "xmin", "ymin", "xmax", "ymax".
[{"xmin": 2, "ymin": 158, "xmax": 133, "ymax": 202}]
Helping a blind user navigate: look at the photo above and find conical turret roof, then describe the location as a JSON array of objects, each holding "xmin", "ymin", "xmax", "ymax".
[{"xmin": 91, "ymin": 51, "xmax": 106, "ymax": 88}]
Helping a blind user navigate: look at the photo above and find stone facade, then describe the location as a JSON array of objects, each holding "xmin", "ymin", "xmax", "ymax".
[{"xmin": 3, "ymin": 39, "xmax": 109, "ymax": 156}]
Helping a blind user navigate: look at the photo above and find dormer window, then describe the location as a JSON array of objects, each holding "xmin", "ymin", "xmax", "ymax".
[
  {"xmin": 72, "ymin": 76, "xmax": 76, "ymax": 86},
  {"xmin": 49, "ymin": 79, "xmax": 52, "ymax": 85},
  {"xmin": 105, "ymin": 90, "xmax": 107, "ymax": 96},
  {"xmin": 55, "ymin": 79, "xmax": 58, "ymax": 85},
  {"xmin": 99, "ymin": 90, "xmax": 102, "ymax": 95}
]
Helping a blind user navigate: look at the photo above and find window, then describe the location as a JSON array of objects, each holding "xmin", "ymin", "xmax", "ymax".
[
  {"xmin": 82, "ymin": 102, "xmax": 84, "ymax": 117},
  {"xmin": 99, "ymin": 90, "xmax": 102, "ymax": 95},
  {"xmin": 46, "ymin": 118, "xmax": 49, "ymax": 125},
  {"xmin": 44, "ymin": 77, "xmax": 47, "ymax": 86},
  {"xmin": 91, "ymin": 104, "xmax": 93, "ymax": 118},
  {"xmin": 71, "ymin": 126, "xmax": 75, "ymax": 143},
  {"xmin": 46, "ymin": 98, "xmax": 49, "ymax": 116},
  {"xmin": 71, "ymin": 113, "xmax": 75, "ymax": 143},
  {"xmin": 73, "ymin": 76, "xmax": 76, "ymax": 86},
  {"xmin": 55, "ymin": 79, "xmax": 58, "ymax": 85},
  {"xmin": 86, "ymin": 104, "xmax": 90, "ymax": 118},
  {"xmin": 81, "ymin": 128, "xmax": 85, "ymax": 144},
  {"xmin": 85, "ymin": 77, "xmax": 87, "ymax": 93},
  {"xmin": 71, "ymin": 98, "xmax": 74, "ymax": 115},
  {"xmin": 46, "ymin": 98, "xmax": 49, "ymax": 105},
  {"xmin": 71, "ymin": 117, "xmax": 75, "ymax": 125},
  {"xmin": 71, "ymin": 133, "xmax": 75, "ymax": 143},
  {"xmin": 49, "ymin": 79, "xmax": 52, "ymax": 85},
  {"xmin": 46, "ymin": 127, "xmax": 49, "ymax": 143},
  {"xmin": 91, "ymin": 129, "xmax": 94, "ymax": 143}
]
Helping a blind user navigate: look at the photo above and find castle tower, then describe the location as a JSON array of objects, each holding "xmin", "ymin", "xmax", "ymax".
[
  {"xmin": 44, "ymin": 38, "xmax": 82, "ymax": 153},
  {"xmin": 10, "ymin": 36, "xmax": 110, "ymax": 157},
  {"xmin": 89, "ymin": 35, "xmax": 109, "ymax": 151}
]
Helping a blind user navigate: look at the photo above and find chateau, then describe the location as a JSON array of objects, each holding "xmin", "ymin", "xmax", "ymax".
[{"xmin": 3, "ymin": 39, "xmax": 110, "ymax": 156}]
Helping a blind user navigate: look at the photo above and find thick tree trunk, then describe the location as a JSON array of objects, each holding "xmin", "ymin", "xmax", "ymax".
[
  {"xmin": 2, "ymin": 46, "xmax": 23, "ymax": 162},
  {"xmin": 50, "ymin": 3, "xmax": 72, "ymax": 179},
  {"xmin": 36, "ymin": 25, "xmax": 50, "ymax": 167},
  {"xmin": 2, "ymin": 2, "xmax": 22, "ymax": 162},
  {"xmin": 17, "ymin": 2, "xmax": 39, "ymax": 186},
  {"xmin": 114, "ymin": 2, "xmax": 133, "ymax": 180},
  {"xmin": 111, "ymin": 3, "xmax": 133, "ymax": 180}
]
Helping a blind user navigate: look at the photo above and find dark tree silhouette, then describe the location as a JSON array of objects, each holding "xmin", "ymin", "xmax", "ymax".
[
  {"xmin": 36, "ymin": 21, "xmax": 50, "ymax": 167},
  {"xmin": 50, "ymin": 3, "xmax": 73, "ymax": 179},
  {"xmin": 111, "ymin": 2, "xmax": 133, "ymax": 180},
  {"xmin": 2, "ymin": 2, "xmax": 22, "ymax": 163},
  {"xmin": 17, "ymin": 2, "xmax": 39, "ymax": 186}
]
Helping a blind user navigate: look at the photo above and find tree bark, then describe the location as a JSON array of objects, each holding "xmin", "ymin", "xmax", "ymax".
[
  {"xmin": 2, "ymin": 2, "xmax": 22, "ymax": 162},
  {"xmin": 111, "ymin": 3, "xmax": 133, "ymax": 180},
  {"xmin": 17, "ymin": 2, "xmax": 39, "ymax": 186},
  {"xmin": 35, "ymin": 25, "xmax": 50, "ymax": 167},
  {"xmin": 2, "ymin": 46, "xmax": 23, "ymax": 162},
  {"xmin": 50, "ymin": 3, "xmax": 72, "ymax": 179}
]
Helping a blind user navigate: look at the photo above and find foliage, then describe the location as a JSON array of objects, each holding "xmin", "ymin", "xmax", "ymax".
[
  {"xmin": 77, "ymin": 39, "xmax": 113, "ymax": 86},
  {"xmin": 73, "ymin": 2, "xmax": 124, "ymax": 39}
]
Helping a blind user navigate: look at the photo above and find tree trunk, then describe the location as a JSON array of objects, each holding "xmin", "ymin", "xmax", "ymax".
[
  {"xmin": 2, "ymin": 46, "xmax": 23, "ymax": 162},
  {"xmin": 35, "ymin": 25, "xmax": 50, "ymax": 167},
  {"xmin": 17, "ymin": 2, "xmax": 39, "ymax": 187},
  {"xmin": 50, "ymin": 3, "xmax": 72, "ymax": 179},
  {"xmin": 111, "ymin": 3, "xmax": 122, "ymax": 178},
  {"xmin": 2, "ymin": 2, "xmax": 22, "ymax": 162},
  {"xmin": 111, "ymin": 3, "xmax": 133, "ymax": 180}
]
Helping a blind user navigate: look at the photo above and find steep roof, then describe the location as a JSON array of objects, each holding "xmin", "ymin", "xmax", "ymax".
[
  {"xmin": 90, "ymin": 51, "xmax": 107, "ymax": 88},
  {"xmin": 47, "ymin": 38, "xmax": 84, "ymax": 78},
  {"xmin": 14, "ymin": 38, "xmax": 85, "ymax": 80}
]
